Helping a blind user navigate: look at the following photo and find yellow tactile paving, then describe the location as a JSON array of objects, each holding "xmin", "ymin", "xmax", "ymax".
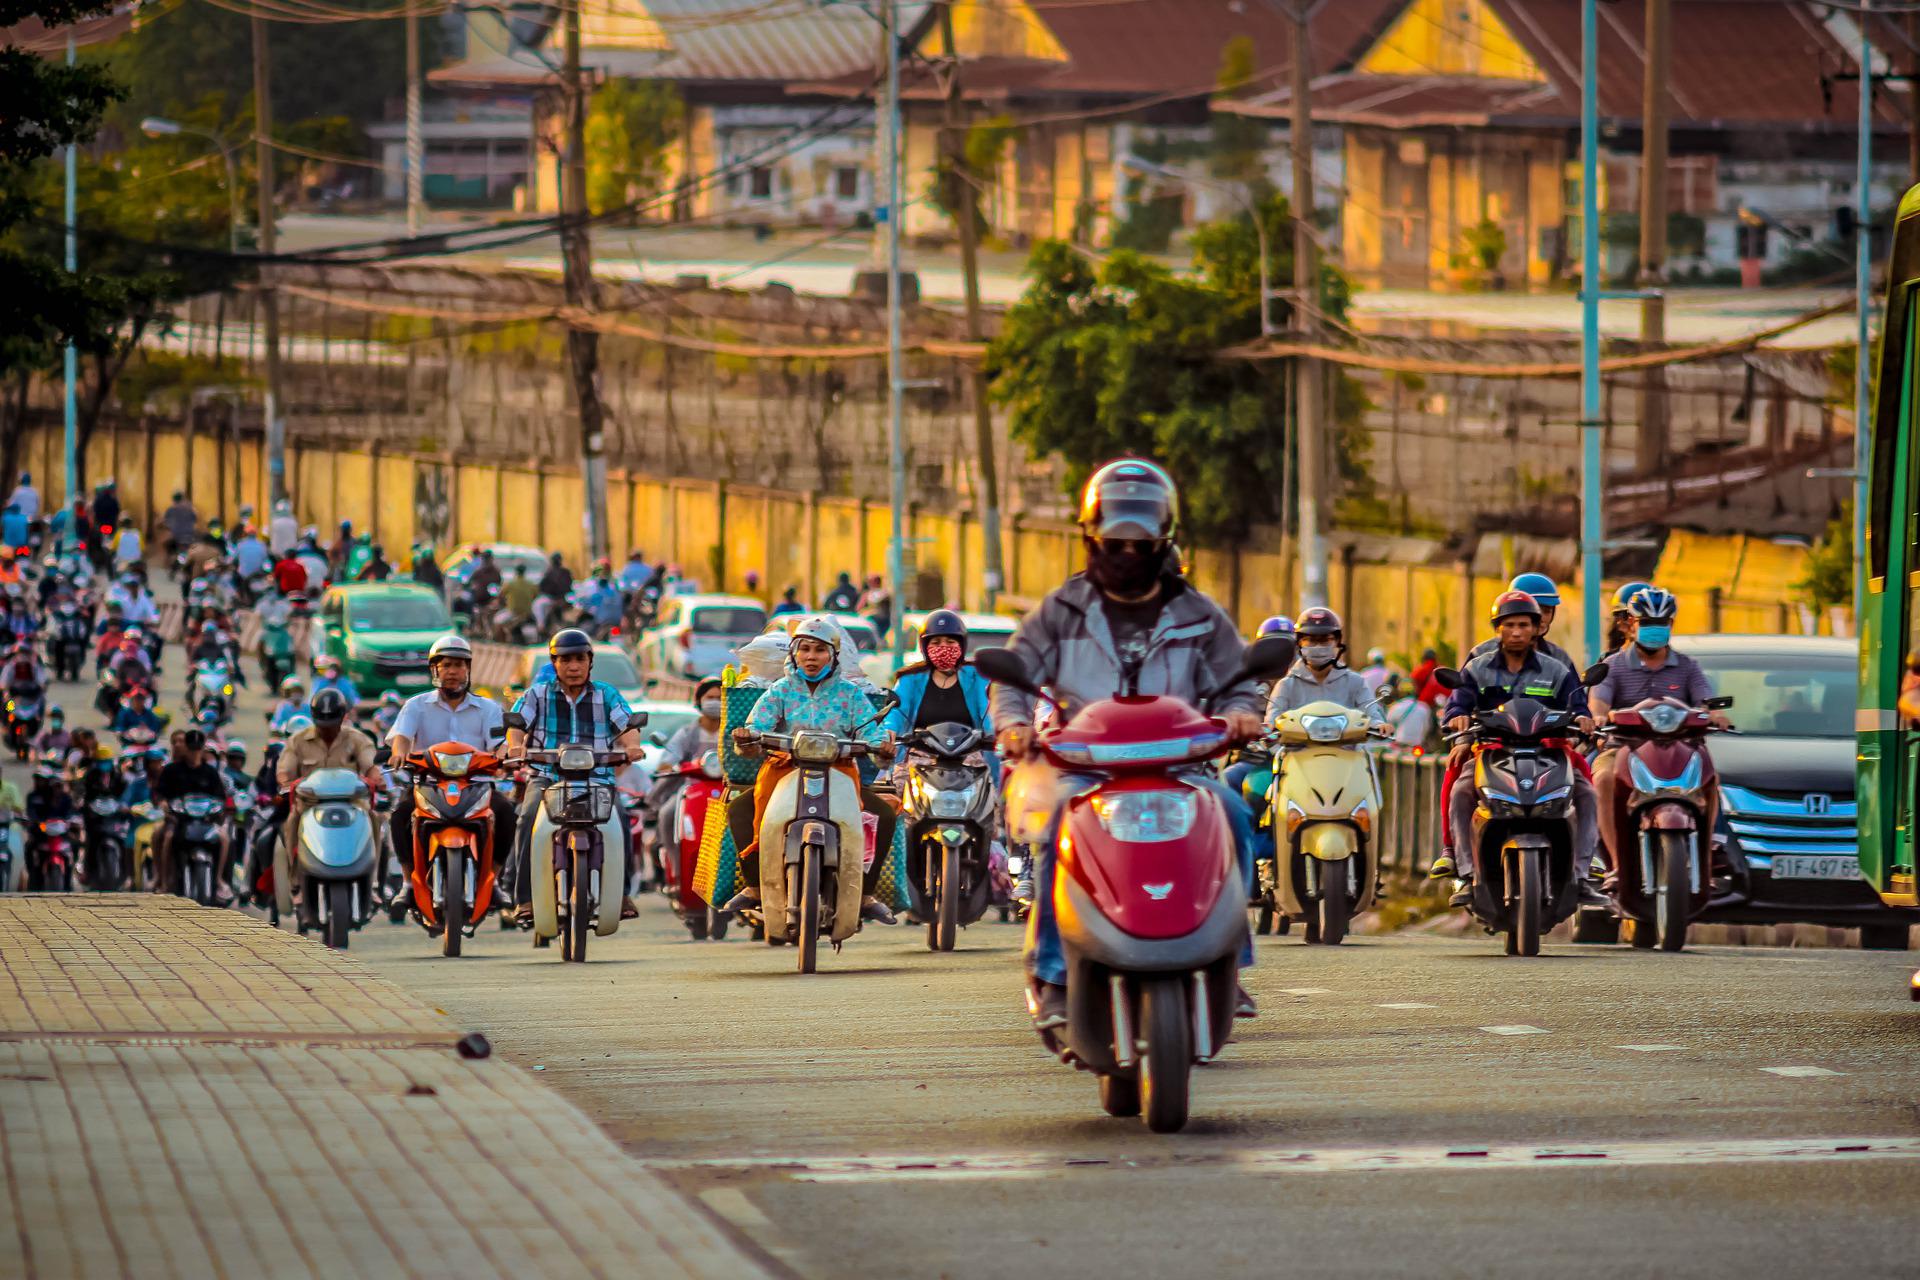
[{"xmin": 0, "ymin": 898, "xmax": 769, "ymax": 1279}]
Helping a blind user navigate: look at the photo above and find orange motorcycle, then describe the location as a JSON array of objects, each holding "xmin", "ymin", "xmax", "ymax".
[{"xmin": 405, "ymin": 740, "xmax": 503, "ymax": 957}]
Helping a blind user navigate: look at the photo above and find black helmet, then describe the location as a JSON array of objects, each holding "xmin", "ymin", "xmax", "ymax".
[
  {"xmin": 1296, "ymin": 607, "xmax": 1343, "ymax": 639},
  {"xmin": 1077, "ymin": 458, "xmax": 1178, "ymax": 542},
  {"xmin": 548, "ymin": 628, "xmax": 594, "ymax": 659},
  {"xmin": 919, "ymin": 608, "xmax": 968, "ymax": 653},
  {"xmin": 309, "ymin": 687, "xmax": 349, "ymax": 727}
]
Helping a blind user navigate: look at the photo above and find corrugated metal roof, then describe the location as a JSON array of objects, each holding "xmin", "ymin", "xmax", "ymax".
[
  {"xmin": 1245, "ymin": 72, "xmax": 1558, "ymax": 128},
  {"xmin": 641, "ymin": 0, "xmax": 904, "ymax": 84}
]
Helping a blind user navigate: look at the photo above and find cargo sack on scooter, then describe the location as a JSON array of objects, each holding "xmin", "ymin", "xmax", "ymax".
[
  {"xmin": 718, "ymin": 668, "xmax": 766, "ymax": 786},
  {"xmin": 873, "ymin": 812, "xmax": 912, "ymax": 913},
  {"xmin": 691, "ymin": 792, "xmax": 740, "ymax": 909}
]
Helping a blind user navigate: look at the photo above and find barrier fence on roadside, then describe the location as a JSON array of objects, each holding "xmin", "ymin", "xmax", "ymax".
[{"xmin": 1374, "ymin": 749, "xmax": 1445, "ymax": 878}]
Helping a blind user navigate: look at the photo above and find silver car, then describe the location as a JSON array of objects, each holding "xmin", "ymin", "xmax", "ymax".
[{"xmin": 636, "ymin": 594, "xmax": 769, "ymax": 683}]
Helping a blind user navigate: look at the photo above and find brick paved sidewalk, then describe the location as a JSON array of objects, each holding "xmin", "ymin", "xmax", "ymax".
[{"xmin": 0, "ymin": 897, "xmax": 773, "ymax": 1279}]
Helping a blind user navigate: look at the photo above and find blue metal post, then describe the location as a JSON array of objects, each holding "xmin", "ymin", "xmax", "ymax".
[
  {"xmin": 1856, "ymin": 5, "xmax": 1873, "ymax": 628},
  {"xmin": 62, "ymin": 32, "xmax": 79, "ymax": 541},
  {"xmin": 1579, "ymin": 0, "xmax": 1603, "ymax": 663},
  {"xmin": 884, "ymin": 0, "xmax": 908, "ymax": 662}
]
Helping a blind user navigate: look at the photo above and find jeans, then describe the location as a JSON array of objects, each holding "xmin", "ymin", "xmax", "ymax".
[
  {"xmin": 1445, "ymin": 761, "xmax": 1598, "ymax": 881},
  {"xmin": 1026, "ymin": 774, "xmax": 1256, "ymax": 987}
]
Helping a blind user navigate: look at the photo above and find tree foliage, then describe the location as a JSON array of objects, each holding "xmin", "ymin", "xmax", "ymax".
[
  {"xmin": 987, "ymin": 194, "xmax": 1369, "ymax": 544},
  {"xmin": 927, "ymin": 113, "xmax": 1020, "ymax": 237},
  {"xmin": 585, "ymin": 78, "xmax": 683, "ymax": 218},
  {"xmin": 1797, "ymin": 500, "xmax": 1853, "ymax": 613}
]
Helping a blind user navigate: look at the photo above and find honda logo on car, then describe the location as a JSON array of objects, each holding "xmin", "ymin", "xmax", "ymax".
[{"xmin": 1803, "ymin": 794, "xmax": 1832, "ymax": 816}]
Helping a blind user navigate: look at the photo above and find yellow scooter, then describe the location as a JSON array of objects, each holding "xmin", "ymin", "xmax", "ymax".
[{"xmin": 1267, "ymin": 700, "xmax": 1383, "ymax": 944}]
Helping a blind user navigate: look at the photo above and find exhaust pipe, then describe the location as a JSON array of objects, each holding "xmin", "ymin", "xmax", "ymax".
[
  {"xmin": 1192, "ymin": 971, "xmax": 1214, "ymax": 1063},
  {"xmin": 1110, "ymin": 973, "xmax": 1136, "ymax": 1069}
]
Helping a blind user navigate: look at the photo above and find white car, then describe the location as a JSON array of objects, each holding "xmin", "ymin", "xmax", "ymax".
[
  {"xmin": 635, "ymin": 594, "xmax": 769, "ymax": 683},
  {"xmin": 860, "ymin": 611, "xmax": 1018, "ymax": 686}
]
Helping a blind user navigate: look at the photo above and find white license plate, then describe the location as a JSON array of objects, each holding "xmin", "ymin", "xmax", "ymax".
[
  {"xmin": 1769, "ymin": 855, "xmax": 1861, "ymax": 881},
  {"xmin": 396, "ymin": 672, "xmax": 431, "ymax": 687}
]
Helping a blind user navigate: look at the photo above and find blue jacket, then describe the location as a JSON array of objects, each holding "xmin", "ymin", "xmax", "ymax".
[{"xmin": 885, "ymin": 663, "xmax": 992, "ymax": 738}]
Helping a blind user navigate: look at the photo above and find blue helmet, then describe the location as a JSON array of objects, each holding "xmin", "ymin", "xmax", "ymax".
[
  {"xmin": 1611, "ymin": 581, "xmax": 1651, "ymax": 613},
  {"xmin": 1626, "ymin": 585, "xmax": 1676, "ymax": 621},
  {"xmin": 1257, "ymin": 615, "xmax": 1295, "ymax": 639},
  {"xmin": 1509, "ymin": 572, "xmax": 1560, "ymax": 607}
]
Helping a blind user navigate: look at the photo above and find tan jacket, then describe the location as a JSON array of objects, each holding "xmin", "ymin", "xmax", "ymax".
[{"xmin": 277, "ymin": 724, "xmax": 376, "ymax": 789}]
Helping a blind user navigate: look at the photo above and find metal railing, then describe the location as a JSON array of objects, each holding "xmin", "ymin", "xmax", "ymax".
[{"xmin": 1373, "ymin": 748, "xmax": 1446, "ymax": 877}]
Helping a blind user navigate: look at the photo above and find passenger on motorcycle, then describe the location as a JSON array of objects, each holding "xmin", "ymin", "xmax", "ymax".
[
  {"xmin": 111, "ymin": 686, "xmax": 165, "ymax": 738},
  {"xmin": 1265, "ymin": 608, "xmax": 1387, "ymax": 728},
  {"xmin": 503, "ymin": 629, "xmax": 645, "ymax": 922},
  {"xmin": 577, "ymin": 563, "xmax": 624, "ymax": 634},
  {"xmin": 221, "ymin": 742, "xmax": 252, "ymax": 802},
  {"xmin": 274, "ymin": 689, "xmax": 378, "ymax": 923},
  {"xmin": 31, "ymin": 706, "xmax": 69, "ymax": 759},
  {"xmin": 153, "ymin": 728, "xmax": 232, "ymax": 901},
  {"xmin": 269, "ymin": 677, "xmax": 309, "ymax": 734},
  {"xmin": 5, "ymin": 644, "xmax": 47, "ymax": 701},
  {"xmin": 722, "ymin": 615, "xmax": 900, "ymax": 924},
  {"xmin": 386, "ymin": 635, "xmax": 518, "ymax": 914},
  {"xmin": 1586, "ymin": 587, "xmax": 1725, "ymax": 889},
  {"xmin": 1605, "ymin": 581, "xmax": 1651, "ymax": 656},
  {"xmin": 658, "ymin": 677, "xmax": 724, "ymax": 771},
  {"xmin": 311, "ymin": 656, "xmax": 359, "ymax": 710},
  {"xmin": 989, "ymin": 459, "xmax": 1265, "ymax": 1029},
  {"xmin": 372, "ymin": 690, "xmax": 404, "ymax": 737},
  {"xmin": 1431, "ymin": 591, "xmax": 1598, "ymax": 907}
]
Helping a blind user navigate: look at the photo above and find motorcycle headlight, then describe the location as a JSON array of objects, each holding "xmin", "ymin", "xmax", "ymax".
[
  {"xmin": 1627, "ymin": 753, "xmax": 1702, "ymax": 794},
  {"xmin": 431, "ymin": 749, "xmax": 472, "ymax": 778},
  {"xmin": 1301, "ymin": 713, "xmax": 1348, "ymax": 743},
  {"xmin": 929, "ymin": 779, "xmax": 982, "ymax": 818},
  {"xmin": 1640, "ymin": 703, "xmax": 1689, "ymax": 735},
  {"xmin": 790, "ymin": 730, "xmax": 839, "ymax": 765},
  {"xmin": 1089, "ymin": 789, "xmax": 1195, "ymax": 843},
  {"xmin": 556, "ymin": 745, "xmax": 596, "ymax": 773}
]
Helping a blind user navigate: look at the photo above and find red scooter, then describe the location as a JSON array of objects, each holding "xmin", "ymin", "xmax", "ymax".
[
  {"xmin": 652, "ymin": 754, "xmax": 729, "ymax": 940},
  {"xmin": 976, "ymin": 635, "xmax": 1293, "ymax": 1134},
  {"xmin": 1598, "ymin": 692, "xmax": 1734, "ymax": 952}
]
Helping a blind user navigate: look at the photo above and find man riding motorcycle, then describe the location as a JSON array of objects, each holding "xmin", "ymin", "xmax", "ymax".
[
  {"xmin": 503, "ymin": 629, "xmax": 644, "ymax": 923},
  {"xmin": 274, "ymin": 688, "xmax": 379, "ymax": 924},
  {"xmin": 269, "ymin": 677, "xmax": 308, "ymax": 734},
  {"xmin": 989, "ymin": 459, "xmax": 1264, "ymax": 1030},
  {"xmin": 385, "ymin": 635, "xmax": 516, "ymax": 915},
  {"xmin": 722, "ymin": 616, "xmax": 899, "ymax": 924},
  {"xmin": 1431, "ymin": 591, "xmax": 1597, "ymax": 907},
  {"xmin": 31, "ymin": 705, "xmax": 70, "ymax": 760},
  {"xmin": 1587, "ymin": 586, "xmax": 1726, "ymax": 889},
  {"xmin": 152, "ymin": 729, "xmax": 231, "ymax": 900}
]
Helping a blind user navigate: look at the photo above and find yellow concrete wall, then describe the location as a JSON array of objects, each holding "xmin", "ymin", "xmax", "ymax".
[
  {"xmin": 605, "ymin": 475, "xmax": 631, "ymax": 564},
  {"xmin": 333, "ymin": 453, "xmax": 375, "ymax": 537},
  {"xmin": 455, "ymin": 464, "xmax": 497, "ymax": 544},
  {"xmin": 723, "ymin": 490, "xmax": 770, "ymax": 595},
  {"xmin": 672, "ymin": 481, "xmax": 722, "ymax": 583},
  {"xmin": 539, "ymin": 472, "xmax": 580, "ymax": 567},
  {"xmin": 766, "ymin": 495, "xmax": 809, "ymax": 601},
  {"xmin": 1052, "ymin": 128, "xmax": 1083, "ymax": 241},
  {"xmin": 498, "ymin": 470, "xmax": 540, "ymax": 546},
  {"xmin": 631, "ymin": 477, "xmax": 670, "ymax": 560},
  {"xmin": 816, "ymin": 499, "xmax": 862, "ymax": 590},
  {"xmin": 376, "ymin": 454, "xmax": 416, "ymax": 552},
  {"xmin": 1344, "ymin": 135, "xmax": 1386, "ymax": 284}
]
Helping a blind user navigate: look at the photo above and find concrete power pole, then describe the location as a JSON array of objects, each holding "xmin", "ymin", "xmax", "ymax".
[
  {"xmin": 1635, "ymin": 0, "xmax": 1670, "ymax": 475},
  {"xmin": 561, "ymin": 2, "xmax": 610, "ymax": 564},
  {"xmin": 1289, "ymin": 0, "xmax": 1327, "ymax": 608},
  {"xmin": 405, "ymin": 9, "xmax": 424, "ymax": 236},
  {"xmin": 936, "ymin": 2, "xmax": 1006, "ymax": 611},
  {"xmin": 252, "ymin": 14, "xmax": 287, "ymax": 507}
]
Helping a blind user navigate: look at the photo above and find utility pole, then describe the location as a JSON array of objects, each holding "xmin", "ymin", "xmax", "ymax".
[
  {"xmin": 1908, "ymin": 8, "xmax": 1920, "ymax": 185},
  {"xmin": 561, "ymin": 0, "xmax": 610, "ymax": 564},
  {"xmin": 252, "ymin": 14, "xmax": 287, "ymax": 507},
  {"xmin": 1288, "ymin": 0, "xmax": 1326, "ymax": 608},
  {"xmin": 62, "ymin": 32, "xmax": 78, "ymax": 524},
  {"xmin": 1855, "ymin": 3, "xmax": 1873, "ymax": 627},
  {"xmin": 1578, "ymin": 0, "xmax": 1603, "ymax": 663},
  {"xmin": 405, "ymin": 8, "xmax": 424, "ymax": 236},
  {"xmin": 1635, "ymin": 0, "xmax": 1669, "ymax": 475},
  {"xmin": 883, "ymin": 0, "xmax": 909, "ymax": 661},
  {"xmin": 936, "ymin": 2, "xmax": 1005, "ymax": 611}
]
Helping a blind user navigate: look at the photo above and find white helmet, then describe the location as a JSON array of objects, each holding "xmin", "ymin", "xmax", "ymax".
[
  {"xmin": 427, "ymin": 634, "xmax": 473, "ymax": 666},
  {"xmin": 789, "ymin": 615, "xmax": 842, "ymax": 655}
]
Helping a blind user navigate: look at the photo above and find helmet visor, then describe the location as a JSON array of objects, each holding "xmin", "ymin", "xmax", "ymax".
[{"xmin": 1086, "ymin": 478, "xmax": 1172, "ymax": 540}]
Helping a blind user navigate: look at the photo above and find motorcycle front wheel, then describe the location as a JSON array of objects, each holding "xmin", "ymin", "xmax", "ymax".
[
  {"xmin": 565, "ymin": 846, "xmax": 591, "ymax": 962},
  {"xmin": 1655, "ymin": 830, "xmax": 1692, "ymax": 953},
  {"xmin": 1315, "ymin": 857, "xmax": 1350, "ymax": 946},
  {"xmin": 1139, "ymin": 976, "xmax": 1192, "ymax": 1133},
  {"xmin": 931, "ymin": 842, "xmax": 960, "ymax": 952},
  {"xmin": 442, "ymin": 852, "xmax": 465, "ymax": 957},
  {"xmin": 797, "ymin": 843, "xmax": 822, "ymax": 974},
  {"xmin": 324, "ymin": 882, "xmax": 352, "ymax": 950}
]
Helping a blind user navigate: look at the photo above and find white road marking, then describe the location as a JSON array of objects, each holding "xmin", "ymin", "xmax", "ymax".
[
  {"xmin": 1278, "ymin": 987, "xmax": 1333, "ymax": 995},
  {"xmin": 1480, "ymin": 1024, "xmax": 1549, "ymax": 1035},
  {"xmin": 698, "ymin": 1188, "xmax": 809, "ymax": 1267},
  {"xmin": 1377, "ymin": 1002, "xmax": 1437, "ymax": 1009},
  {"xmin": 647, "ymin": 1138, "xmax": 1920, "ymax": 1181},
  {"xmin": 1616, "ymin": 1044, "xmax": 1686, "ymax": 1052},
  {"xmin": 1761, "ymin": 1066, "xmax": 1845, "ymax": 1078}
]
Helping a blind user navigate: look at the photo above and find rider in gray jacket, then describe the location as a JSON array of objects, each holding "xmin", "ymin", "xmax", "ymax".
[{"xmin": 1265, "ymin": 608, "xmax": 1386, "ymax": 728}]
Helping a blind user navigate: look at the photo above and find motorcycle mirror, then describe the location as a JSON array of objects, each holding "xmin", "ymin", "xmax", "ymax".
[
  {"xmin": 972, "ymin": 646, "xmax": 1039, "ymax": 696},
  {"xmin": 502, "ymin": 711, "xmax": 526, "ymax": 731},
  {"xmin": 1237, "ymin": 634, "xmax": 1297, "ymax": 683},
  {"xmin": 1430, "ymin": 666, "xmax": 1464, "ymax": 691},
  {"xmin": 1582, "ymin": 662, "xmax": 1610, "ymax": 687},
  {"xmin": 1705, "ymin": 695, "xmax": 1734, "ymax": 710},
  {"xmin": 373, "ymin": 745, "xmax": 391, "ymax": 765},
  {"xmin": 488, "ymin": 724, "xmax": 508, "ymax": 743}
]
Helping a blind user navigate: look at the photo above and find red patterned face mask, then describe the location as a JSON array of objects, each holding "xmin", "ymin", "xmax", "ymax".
[{"xmin": 925, "ymin": 637, "xmax": 963, "ymax": 672}]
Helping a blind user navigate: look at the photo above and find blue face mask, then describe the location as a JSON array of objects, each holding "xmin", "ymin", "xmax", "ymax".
[
  {"xmin": 1636, "ymin": 624, "xmax": 1672, "ymax": 649},
  {"xmin": 798, "ymin": 662, "xmax": 832, "ymax": 684}
]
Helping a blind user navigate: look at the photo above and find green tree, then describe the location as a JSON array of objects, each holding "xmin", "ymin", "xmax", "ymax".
[
  {"xmin": 1208, "ymin": 35, "xmax": 1270, "ymax": 196},
  {"xmin": 987, "ymin": 193, "xmax": 1369, "ymax": 544},
  {"xmin": 1797, "ymin": 500, "xmax": 1853, "ymax": 612},
  {"xmin": 585, "ymin": 78, "xmax": 684, "ymax": 218},
  {"xmin": 926, "ymin": 113, "xmax": 1019, "ymax": 238}
]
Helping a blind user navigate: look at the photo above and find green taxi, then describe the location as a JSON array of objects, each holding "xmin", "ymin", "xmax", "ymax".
[{"xmin": 317, "ymin": 582, "xmax": 454, "ymax": 699}]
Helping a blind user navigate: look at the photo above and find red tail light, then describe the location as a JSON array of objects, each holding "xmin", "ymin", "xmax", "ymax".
[{"xmin": 609, "ymin": 626, "xmax": 620, "ymax": 638}]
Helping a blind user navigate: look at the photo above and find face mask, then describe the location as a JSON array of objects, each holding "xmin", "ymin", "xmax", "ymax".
[
  {"xmin": 1086, "ymin": 538, "xmax": 1168, "ymax": 596},
  {"xmin": 699, "ymin": 698, "xmax": 723, "ymax": 718},
  {"xmin": 1636, "ymin": 624, "xmax": 1672, "ymax": 649},
  {"xmin": 798, "ymin": 660, "xmax": 833, "ymax": 684},
  {"xmin": 1302, "ymin": 644, "xmax": 1337, "ymax": 668},
  {"xmin": 925, "ymin": 640, "xmax": 963, "ymax": 673}
]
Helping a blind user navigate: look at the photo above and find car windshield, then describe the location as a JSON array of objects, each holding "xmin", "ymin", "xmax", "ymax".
[
  {"xmin": 690, "ymin": 606, "xmax": 766, "ymax": 635},
  {"xmin": 1691, "ymin": 654, "xmax": 1853, "ymax": 738},
  {"xmin": 348, "ymin": 595, "xmax": 450, "ymax": 632},
  {"xmin": 594, "ymin": 649, "xmax": 641, "ymax": 687},
  {"xmin": 642, "ymin": 707, "xmax": 700, "ymax": 742}
]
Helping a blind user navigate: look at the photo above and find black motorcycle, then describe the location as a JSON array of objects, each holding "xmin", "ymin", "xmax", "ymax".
[
  {"xmin": 1432, "ymin": 669, "xmax": 1589, "ymax": 956},
  {"xmin": 898, "ymin": 722, "xmax": 997, "ymax": 951},
  {"xmin": 169, "ymin": 792, "xmax": 229, "ymax": 905},
  {"xmin": 82, "ymin": 791, "xmax": 131, "ymax": 891},
  {"xmin": 48, "ymin": 607, "xmax": 88, "ymax": 682}
]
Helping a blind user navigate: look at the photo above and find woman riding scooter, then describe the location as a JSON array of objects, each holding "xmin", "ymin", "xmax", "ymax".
[
  {"xmin": 882, "ymin": 609, "xmax": 995, "ymax": 767},
  {"xmin": 723, "ymin": 616, "xmax": 898, "ymax": 924}
]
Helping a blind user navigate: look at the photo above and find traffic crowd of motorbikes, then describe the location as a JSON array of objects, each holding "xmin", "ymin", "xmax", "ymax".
[{"xmin": 7, "ymin": 460, "xmax": 1743, "ymax": 1131}]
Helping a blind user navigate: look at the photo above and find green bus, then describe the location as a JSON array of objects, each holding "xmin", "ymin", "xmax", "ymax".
[{"xmin": 1860, "ymin": 184, "xmax": 1920, "ymax": 927}]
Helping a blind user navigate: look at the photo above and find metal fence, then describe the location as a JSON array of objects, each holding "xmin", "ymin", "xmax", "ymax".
[{"xmin": 1374, "ymin": 749, "xmax": 1446, "ymax": 877}]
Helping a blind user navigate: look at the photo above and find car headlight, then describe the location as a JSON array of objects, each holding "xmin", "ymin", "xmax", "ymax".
[
  {"xmin": 1089, "ymin": 789, "xmax": 1196, "ymax": 843},
  {"xmin": 790, "ymin": 730, "xmax": 840, "ymax": 764},
  {"xmin": 1301, "ymin": 713, "xmax": 1348, "ymax": 743},
  {"xmin": 1627, "ymin": 753, "xmax": 1702, "ymax": 794}
]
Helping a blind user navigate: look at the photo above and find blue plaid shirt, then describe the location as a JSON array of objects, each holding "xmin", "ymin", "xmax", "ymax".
[{"xmin": 510, "ymin": 678, "xmax": 635, "ymax": 781}]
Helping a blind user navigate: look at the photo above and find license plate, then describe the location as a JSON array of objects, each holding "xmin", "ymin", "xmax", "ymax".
[
  {"xmin": 1770, "ymin": 855, "xmax": 1862, "ymax": 881},
  {"xmin": 397, "ymin": 672, "xmax": 430, "ymax": 687}
]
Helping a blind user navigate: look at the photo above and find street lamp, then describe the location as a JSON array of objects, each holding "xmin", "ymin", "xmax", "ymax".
[
  {"xmin": 140, "ymin": 116, "xmax": 242, "ymax": 255},
  {"xmin": 1118, "ymin": 154, "xmax": 1273, "ymax": 336}
]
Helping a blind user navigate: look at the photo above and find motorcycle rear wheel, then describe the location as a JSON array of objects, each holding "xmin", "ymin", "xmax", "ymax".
[
  {"xmin": 324, "ymin": 882, "xmax": 351, "ymax": 950},
  {"xmin": 442, "ymin": 853, "xmax": 465, "ymax": 958},
  {"xmin": 707, "ymin": 907, "xmax": 729, "ymax": 941},
  {"xmin": 1139, "ymin": 976, "xmax": 1192, "ymax": 1133}
]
